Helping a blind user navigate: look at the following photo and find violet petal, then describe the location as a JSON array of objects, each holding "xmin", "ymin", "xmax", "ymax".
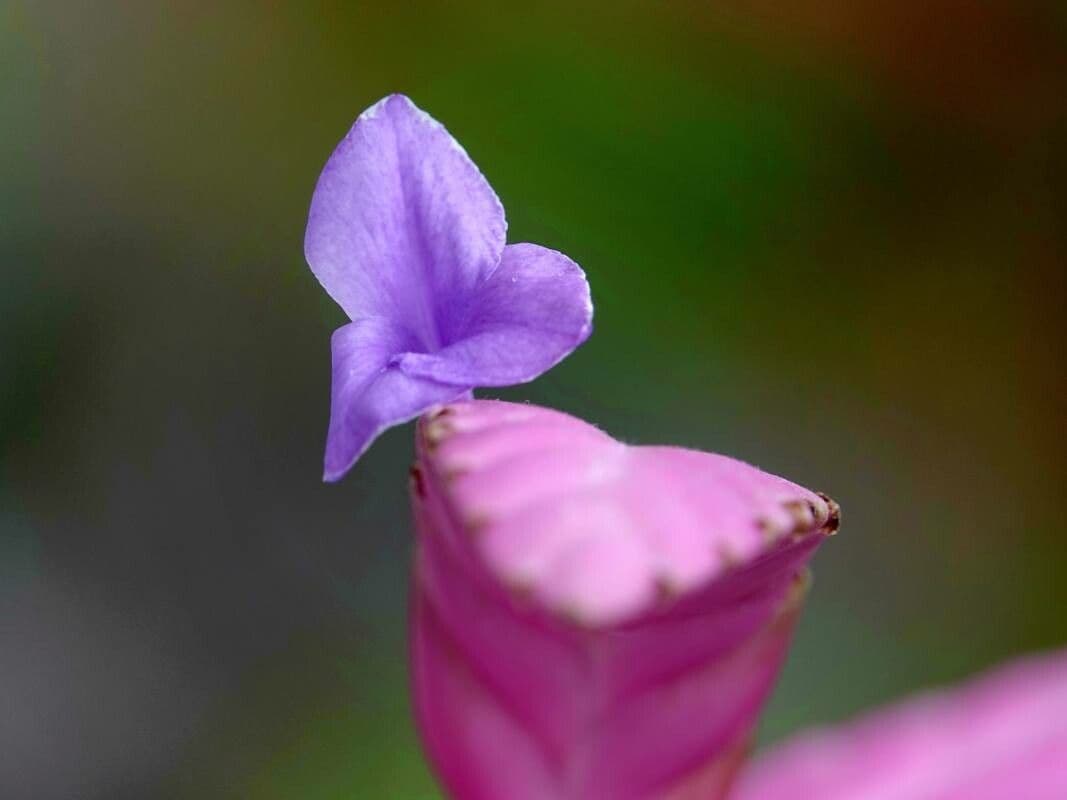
[
  {"xmin": 305, "ymin": 96, "xmax": 593, "ymax": 479},
  {"xmin": 305, "ymin": 93, "xmax": 505, "ymax": 341},
  {"xmin": 397, "ymin": 244, "xmax": 593, "ymax": 385},
  {"xmin": 323, "ymin": 319, "xmax": 467, "ymax": 481}
]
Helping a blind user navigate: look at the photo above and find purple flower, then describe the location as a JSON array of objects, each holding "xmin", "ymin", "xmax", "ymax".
[
  {"xmin": 305, "ymin": 95, "xmax": 592, "ymax": 480},
  {"xmin": 734, "ymin": 646, "xmax": 1067, "ymax": 800},
  {"xmin": 409, "ymin": 400, "xmax": 839, "ymax": 800}
]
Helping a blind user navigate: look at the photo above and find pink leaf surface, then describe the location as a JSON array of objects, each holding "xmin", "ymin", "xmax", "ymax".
[
  {"xmin": 409, "ymin": 400, "xmax": 838, "ymax": 800},
  {"xmin": 733, "ymin": 646, "xmax": 1067, "ymax": 800}
]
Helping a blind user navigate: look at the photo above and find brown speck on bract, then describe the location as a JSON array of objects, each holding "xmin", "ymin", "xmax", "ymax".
[
  {"xmin": 463, "ymin": 513, "xmax": 491, "ymax": 537},
  {"xmin": 782, "ymin": 498, "xmax": 816, "ymax": 531},
  {"xmin": 409, "ymin": 464, "xmax": 427, "ymax": 498},
  {"xmin": 757, "ymin": 516, "xmax": 784, "ymax": 543},
  {"xmin": 442, "ymin": 466, "xmax": 468, "ymax": 484},
  {"xmin": 717, "ymin": 541, "xmax": 740, "ymax": 569},
  {"xmin": 428, "ymin": 404, "xmax": 454, "ymax": 421},
  {"xmin": 817, "ymin": 493, "xmax": 841, "ymax": 535},
  {"xmin": 423, "ymin": 419, "xmax": 454, "ymax": 449},
  {"xmin": 654, "ymin": 573, "xmax": 682, "ymax": 602}
]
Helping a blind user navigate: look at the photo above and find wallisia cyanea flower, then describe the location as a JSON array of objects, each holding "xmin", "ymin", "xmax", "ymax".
[
  {"xmin": 408, "ymin": 403, "xmax": 1067, "ymax": 800},
  {"xmin": 305, "ymin": 97, "xmax": 1067, "ymax": 799},
  {"xmin": 409, "ymin": 400, "xmax": 839, "ymax": 799},
  {"xmin": 305, "ymin": 94, "xmax": 592, "ymax": 481}
]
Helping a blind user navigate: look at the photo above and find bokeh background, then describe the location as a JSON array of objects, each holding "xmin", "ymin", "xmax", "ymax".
[{"xmin": 3, "ymin": 2, "xmax": 1066, "ymax": 797}]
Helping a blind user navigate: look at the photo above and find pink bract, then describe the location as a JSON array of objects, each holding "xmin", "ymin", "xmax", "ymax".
[
  {"xmin": 734, "ymin": 646, "xmax": 1067, "ymax": 800},
  {"xmin": 409, "ymin": 400, "xmax": 839, "ymax": 800}
]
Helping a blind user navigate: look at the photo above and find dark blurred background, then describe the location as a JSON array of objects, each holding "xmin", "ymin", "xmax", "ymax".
[{"xmin": 3, "ymin": 2, "xmax": 1065, "ymax": 797}]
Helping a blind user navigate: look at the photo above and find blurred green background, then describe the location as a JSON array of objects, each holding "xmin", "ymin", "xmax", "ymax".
[{"xmin": 3, "ymin": 1, "xmax": 1065, "ymax": 797}]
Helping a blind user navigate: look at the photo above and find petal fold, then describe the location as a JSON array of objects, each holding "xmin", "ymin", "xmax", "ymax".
[
  {"xmin": 323, "ymin": 319, "xmax": 466, "ymax": 481},
  {"xmin": 305, "ymin": 94, "xmax": 506, "ymax": 349},
  {"xmin": 396, "ymin": 244, "xmax": 593, "ymax": 385}
]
